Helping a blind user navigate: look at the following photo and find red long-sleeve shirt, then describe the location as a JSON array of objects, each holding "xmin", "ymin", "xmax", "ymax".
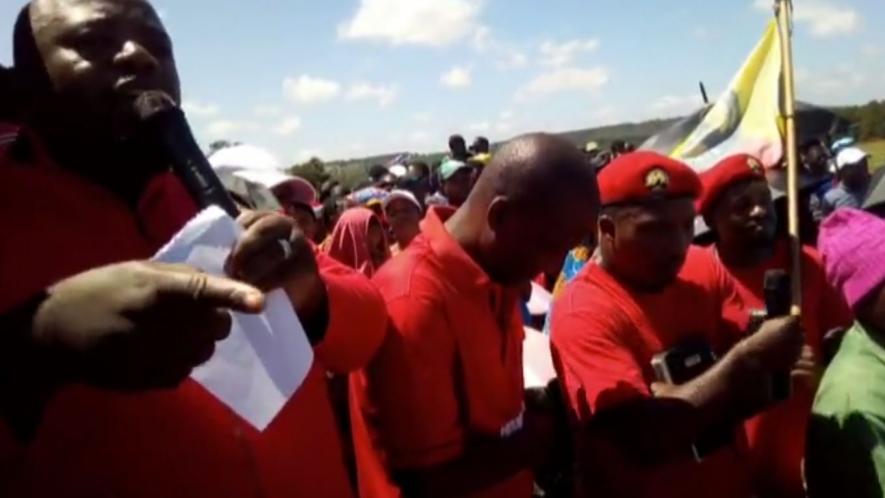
[{"xmin": 0, "ymin": 134, "xmax": 387, "ymax": 498}]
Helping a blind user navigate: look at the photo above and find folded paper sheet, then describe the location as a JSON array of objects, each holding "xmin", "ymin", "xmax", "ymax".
[{"xmin": 154, "ymin": 206, "xmax": 313, "ymax": 431}]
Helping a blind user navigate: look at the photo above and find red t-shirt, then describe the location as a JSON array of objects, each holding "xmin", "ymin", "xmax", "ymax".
[
  {"xmin": 707, "ymin": 242, "xmax": 852, "ymax": 498},
  {"xmin": 0, "ymin": 134, "xmax": 387, "ymax": 498},
  {"xmin": 550, "ymin": 246, "xmax": 753, "ymax": 498},
  {"xmin": 350, "ymin": 207, "xmax": 532, "ymax": 498}
]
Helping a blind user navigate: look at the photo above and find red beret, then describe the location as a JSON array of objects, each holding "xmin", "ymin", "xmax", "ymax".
[
  {"xmin": 697, "ymin": 154, "xmax": 766, "ymax": 216},
  {"xmin": 598, "ymin": 151, "xmax": 702, "ymax": 207}
]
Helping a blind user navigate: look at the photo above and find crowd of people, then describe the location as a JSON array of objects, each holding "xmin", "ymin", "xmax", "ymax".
[{"xmin": 2, "ymin": 1, "xmax": 885, "ymax": 498}]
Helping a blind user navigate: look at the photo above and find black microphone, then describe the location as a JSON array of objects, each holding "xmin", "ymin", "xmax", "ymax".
[
  {"xmin": 132, "ymin": 91, "xmax": 240, "ymax": 218},
  {"xmin": 763, "ymin": 269, "xmax": 792, "ymax": 401}
]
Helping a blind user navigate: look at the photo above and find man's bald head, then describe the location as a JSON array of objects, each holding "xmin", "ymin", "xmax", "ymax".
[
  {"xmin": 470, "ymin": 133, "xmax": 598, "ymax": 209},
  {"xmin": 450, "ymin": 133, "xmax": 599, "ymax": 286}
]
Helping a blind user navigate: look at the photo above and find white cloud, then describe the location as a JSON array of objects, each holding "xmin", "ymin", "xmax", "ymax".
[
  {"xmin": 753, "ymin": 0, "xmax": 859, "ymax": 38},
  {"xmin": 204, "ymin": 120, "xmax": 260, "ymax": 138},
  {"xmin": 472, "ymin": 25, "xmax": 529, "ymax": 70},
  {"xmin": 346, "ymin": 83, "xmax": 398, "ymax": 107},
  {"xmin": 517, "ymin": 66, "xmax": 609, "ymax": 98},
  {"xmin": 499, "ymin": 51, "xmax": 528, "ymax": 70},
  {"xmin": 273, "ymin": 116, "xmax": 302, "ymax": 136},
  {"xmin": 182, "ymin": 101, "xmax": 219, "ymax": 118},
  {"xmin": 539, "ymin": 38, "xmax": 600, "ymax": 68},
  {"xmin": 441, "ymin": 66, "xmax": 472, "ymax": 88},
  {"xmin": 413, "ymin": 112, "xmax": 432, "ymax": 123},
  {"xmin": 500, "ymin": 110, "xmax": 514, "ymax": 120},
  {"xmin": 283, "ymin": 75, "xmax": 341, "ymax": 104},
  {"xmin": 861, "ymin": 44, "xmax": 881, "ymax": 56},
  {"xmin": 339, "ymin": 0, "xmax": 481, "ymax": 47},
  {"xmin": 253, "ymin": 105, "xmax": 281, "ymax": 118},
  {"xmin": 650, "ymin": 94, "xmax": 701, "ymax": 117},
  {"xmin": 468, "ymin": 122, "xmax": 490, "ymax": 133}
]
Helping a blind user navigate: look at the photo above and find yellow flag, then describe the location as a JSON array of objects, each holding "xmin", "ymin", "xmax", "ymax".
[{"xmin": 644, "ymin": 21, "xmax": 784, "ymax": 172}]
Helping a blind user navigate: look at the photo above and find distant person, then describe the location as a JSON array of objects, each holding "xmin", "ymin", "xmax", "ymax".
[
  {"xmin": 433, "ymin": 158, "xmax": 474, "ymax": 208},
  {"xmin": 698, "ymin": 154, "xmax": 852, "ymax": 498},
  {"xmin": 409, "ymin": 160, "xmax": 430, "ymax": 181},
  {"xmin": 383, "ymin": 189, "xmax": 422, "ymax": 255},
  {"xmin": 807, "ymin": 208, "xmax": 885, "ymax": 498},
  {"xmin": 551, "ymin": 151, "xmax": 802, "ymax": 498},
  {"xmin": 351, "ymin": 133, "xmax": 600, "ymax": 498},
  {"xmin": 402, "ymin": 161, "xmax": 432, "ymax": 208},
  {"xmin": 801, "ymin": 139, "xmax": 835, "ymax": 222},
  {"xmin": 325, "ymin": 208, "xmax": 391, "ymax": 278},
  {"xmin": 823, "ymin": 147, "xmax": 871, "ymax": 216},
  {"xmin": 275, "ymin": 176, "xmax": 321, "ymax": 242},
  {"xmin": 610, "ymin": 140, "xmax": 635, "ymax": 158},
  {"xmin": 470, "ymin": 136, "xmax": 490, "ymax": 155},
  {"xmin": 448, "ymin": 133, "xmax": 470, "ymax": 161},
  {"xmin": 368, "ymin": 164, "xmax": 389, "ymax": 185}
]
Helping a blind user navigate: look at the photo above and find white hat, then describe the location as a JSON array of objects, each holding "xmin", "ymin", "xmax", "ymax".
[
  {"xmin": 836, "ymin": 147, "xmax": 870, "ymax": 170},
  {"xmin": 208, "ymin": 144, "xmax": 294, "ymax": 188},
  {"xmin": 382, "ymin": 189, "xmax": 422, "ymax": 212},
  {"xmin": 389, "ymin": 164, "xmax": 408, "ymax": 178}
]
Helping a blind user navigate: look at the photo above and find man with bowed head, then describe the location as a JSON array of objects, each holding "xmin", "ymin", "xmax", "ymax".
[
  {"xmin": 351, "ymin": 133, "xmax": 600, "ymax": 498},
  {"xmin": 551, "ymin": 151, "xmax": 804, "ymax": 498},
  {"xmin": 0, "ymin": 1, "xmax": 386, "ymax": 496}
]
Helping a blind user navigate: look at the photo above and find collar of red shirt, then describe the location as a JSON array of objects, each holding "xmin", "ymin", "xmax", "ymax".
[{"xmin": 420, "ymin": 206, "xmax": 493, "ymax": 292}]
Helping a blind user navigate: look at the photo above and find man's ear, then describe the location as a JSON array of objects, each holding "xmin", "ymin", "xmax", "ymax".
[
  {"xmin": 598, "ymin": 212, "xmax": 616, "ymax": 242},
  {"xmin": 487, "ymin": 196, "xmax": 511, "ymax": 235}
]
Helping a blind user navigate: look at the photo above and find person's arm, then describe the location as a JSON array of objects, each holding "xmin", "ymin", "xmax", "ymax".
[
  {"xmin": 311, "ymin": 251, "xmax": 387, "ymax": 374},
  {"xmin": 358, "ymin": 295, "xmax": 547, "ymax": 498},
  {"xmin": 552, "ymin": 306, "xmax": 801, "ymax": 465},
  {"xmin": 0, "ymin": 262, "xmax": 264, "ymax": 440}
]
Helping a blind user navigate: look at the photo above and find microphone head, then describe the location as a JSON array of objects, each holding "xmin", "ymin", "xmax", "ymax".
[
  {"xmin": 132, "ymin": 90, "xmax": 178, "ymax": 122},
  {"xmin": 763, "ymin": 269, "xmax": 789, "ymax": 291}
]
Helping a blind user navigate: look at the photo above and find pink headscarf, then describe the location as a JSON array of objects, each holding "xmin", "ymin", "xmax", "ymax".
[
  {"xmin": 325, "ymin": 207, "xmax": 391, "ymax": 277},
  {"xmin": 819, "ymin": 208, "xmax": 885, "ymax": 311}
]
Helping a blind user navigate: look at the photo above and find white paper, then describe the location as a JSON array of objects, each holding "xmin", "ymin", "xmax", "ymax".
[
  {"xmin": 153, "ymin": 206, "xmax": 313, "ymax": 431},
  {"xmin": 523, "ymin": 327, "xmax": 557, "ymax": 389}
]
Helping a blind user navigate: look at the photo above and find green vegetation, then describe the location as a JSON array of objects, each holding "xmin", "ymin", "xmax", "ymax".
[
  {"xmin": 861, "ymin": 140, "xmax": 885, "ymax": 170},
  {"xmin": 832, "ymin": 101, "xmax": 885, "ymax": 142}
]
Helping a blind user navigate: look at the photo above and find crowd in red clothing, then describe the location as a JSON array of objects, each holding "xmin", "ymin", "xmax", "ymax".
[{"xmin": 2, "ymin": 1, "xmax": 884, "ymax": 498}]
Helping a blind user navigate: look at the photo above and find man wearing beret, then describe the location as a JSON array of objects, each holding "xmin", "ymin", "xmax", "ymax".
[
  {"xmin": 698, "ymin": 154, "xmax": 852, "ymax": 498},
  {"xmin": 550, "ymin": 151, "xmax": 803, "ymax": 498}
]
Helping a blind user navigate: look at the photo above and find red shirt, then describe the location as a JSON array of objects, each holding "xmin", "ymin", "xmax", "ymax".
[
  {"xmin": 550, "ymin": 246, "xmax": 753, "ymax": 498},
  {"xmin": 707, "ymin": 242, "xmax": 852, "ymax": 498},
  {"xmin": 0, "ymin": 134, "xmax": 387, "ymax": 498},
  {"xmin": 350, "ymin": 207, "xmax": 532, "ymax": 498}
]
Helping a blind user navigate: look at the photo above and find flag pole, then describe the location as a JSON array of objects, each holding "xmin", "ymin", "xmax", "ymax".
[{"xmin": 775, "ymin": 0, "xmax": 802, "ymax": 317}]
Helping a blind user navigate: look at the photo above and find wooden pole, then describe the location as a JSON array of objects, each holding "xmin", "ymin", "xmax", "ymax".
[{"xmin": 776, "ymin": 0, "xmax": 803, "ymax": 317}]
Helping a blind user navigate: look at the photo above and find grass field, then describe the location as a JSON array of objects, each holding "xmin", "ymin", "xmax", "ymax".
[{"xmin": 861, "ymin": 139, "xmax": 885, "ymax": 170}]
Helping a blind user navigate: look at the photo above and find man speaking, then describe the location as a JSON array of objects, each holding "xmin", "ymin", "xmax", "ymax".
[{"xmin": 0, "ymin": 1, "xmax": 387, "ymax": 497}]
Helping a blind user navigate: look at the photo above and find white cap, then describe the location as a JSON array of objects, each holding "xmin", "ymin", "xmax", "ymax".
[
  {"xmin": 836, "ymin": 147, "xmax": 870, "ymax": 170},
  {"xmin": 382, "ymin": 189, "xmax": 422, "ymax": 212},
  {"xmin": 389, "ymin": 164, "xmax": 408, "ymax": 178}
]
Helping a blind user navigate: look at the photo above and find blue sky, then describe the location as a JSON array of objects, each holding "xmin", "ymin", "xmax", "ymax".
[{"xmin": 1, "ymin": 0, "xmax": 883, "ymax": 163}]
